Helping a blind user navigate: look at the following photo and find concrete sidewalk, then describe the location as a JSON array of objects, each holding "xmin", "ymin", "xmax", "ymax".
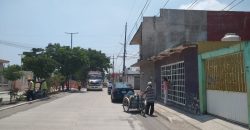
[{"xmin": 154, "ymin": 103, "xmax": 247, "ymax": 130}]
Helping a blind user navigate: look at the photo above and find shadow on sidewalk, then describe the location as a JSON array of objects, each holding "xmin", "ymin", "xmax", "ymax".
[
  {"xmin": 157, "ymin": 101, "xmax": 215, "ymax": 122},
  {"xmin": 157, "ymin": 101, "xmax": 248, "ymax": 128}
]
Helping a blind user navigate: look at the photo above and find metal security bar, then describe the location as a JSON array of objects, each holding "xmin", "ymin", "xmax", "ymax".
[
  {"xmin": 205, "ymin": 52, "xmax": 246, "ymax": 92},
  {"xmin": 161, "ymin": 61, "xmax": 186, "ymax": 105}
]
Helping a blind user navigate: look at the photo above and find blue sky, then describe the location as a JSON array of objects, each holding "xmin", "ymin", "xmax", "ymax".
[{"xmin": 0, "ymin": 0, "xmax": 250, "ymax": 72}]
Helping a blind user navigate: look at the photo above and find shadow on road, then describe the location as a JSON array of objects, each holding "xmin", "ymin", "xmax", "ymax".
[
  {"xmin": 124, "ymin": 110, "xmax": 158, "ymax": 118},
  {"xmin": 68, "ymin": 91, "xmax": 86, "ymax": 93}
]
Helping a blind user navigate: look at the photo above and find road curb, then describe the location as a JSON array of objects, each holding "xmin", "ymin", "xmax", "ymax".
[{"xmin": 0, "ymin": 97, "xmax": 49, "ymax": 111}]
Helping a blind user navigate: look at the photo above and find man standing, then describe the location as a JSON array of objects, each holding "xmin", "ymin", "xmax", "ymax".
[
  {"xmin": 27, "ymin": 79, "xmax": 34, "ymax": 101},
  {"xmin": 144, "ymin": 81, "xmax": 155, "ymax": 116},
  {"xmin": 41, "ymin": 80, "xmax": 48, "ymax": 97}
]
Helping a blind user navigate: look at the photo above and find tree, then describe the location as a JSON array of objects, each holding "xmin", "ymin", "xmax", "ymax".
[
  {"xmin": 0, "ymin": 65, "xmax": 22, "ymax": 102},
  {"xmin": 22, "ymin": 48, "xmax": 57, "ymax": 89},
  {"xmin": 23, "ymin": 43, "xmax": 111, "ymax": 91},
  {"xmin": 47, "ymin": 73, "xmax": 65, "ymax": 92},
  {"xmin": 86, "ymin": 48, "xmax": 111, "ymax": 73},
  {"xmin": 45, "ymin": 44, "xmax": 89, "ymax": 90}
]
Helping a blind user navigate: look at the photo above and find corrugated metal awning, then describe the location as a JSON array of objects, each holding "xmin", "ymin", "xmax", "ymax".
[
  {"xmin": 149, "ymin": 44, "xmax": 197, "ymax": 61},
  {"xmin": 131, "ymin": 44, "xmax": 197, "ymax": 67},
  {"xmin": 131, "ymin": 59, "xmax": 152, "ymax": 67}
]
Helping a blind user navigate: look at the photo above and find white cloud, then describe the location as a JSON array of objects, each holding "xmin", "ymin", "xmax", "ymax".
[{"xmin": 179, "ymin": 0, "xmax": 226, "ymax": 10}]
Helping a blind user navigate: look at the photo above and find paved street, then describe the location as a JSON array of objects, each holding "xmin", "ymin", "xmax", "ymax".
[{"xmin": 0, "ymin": 88, "xmax": 176, "ymax": 130}]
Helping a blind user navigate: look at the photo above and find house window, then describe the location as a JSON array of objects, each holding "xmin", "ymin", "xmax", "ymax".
[{"xmin": 161, "ymin": 61, "xmax": 186, "ymax": 105}]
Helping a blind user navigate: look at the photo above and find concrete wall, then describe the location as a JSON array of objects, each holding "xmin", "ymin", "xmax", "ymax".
[
  {"xmin": 207, "ymin": 11, "xmax": 250, "ymax": 41},
  {"xmin": 126, "ymin": 75, "xmax": 140, "ymax": 90},
  {"xmin": 141, "ymin": 9, "xmax": 207, "ymax": 60},
  {"xmin": 14, "ymin": 71, "xmax": 33, "ymax": 91},
  {"xmin": 140, "ymin": 9, "xmax": 250, "ymax": 61},
  {"xmin": 140, "ymin": 62, "xmax": 155, "ymax": 91},
  {"xmin": 126, "ymin": 75, "xmax": 134, "ymax": 87},
  {"xmin": 134, "ymin": 76, "xmax": 140, "ymax": 90}
]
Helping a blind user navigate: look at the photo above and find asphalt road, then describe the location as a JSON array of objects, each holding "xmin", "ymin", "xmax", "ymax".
[{"xmin": 0, "ymin": 88, "xmax": 171, "ymax": 130}]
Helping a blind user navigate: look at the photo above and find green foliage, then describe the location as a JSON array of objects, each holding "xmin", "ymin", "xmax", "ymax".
[
  {"xmin": 22, "ymin": 48, "xmax": 57, "ymax": 80},
  {"xmin": 45, "ymin": 44, "xmax": 90, "ymax": 81},
  {"xmin": 86, "ymin": 48, "xmax": 111, "ymax": 72},
  {"xmin": 1, "ymin": 65, "xmax": 22, "ymax": 81},
  {"xmin": 47, "ymin": 73, "xmax": 65, "ymax": 91},
  {"xmin": 22, "ymin": 43, "xmax": 111, "ymax": 90}
]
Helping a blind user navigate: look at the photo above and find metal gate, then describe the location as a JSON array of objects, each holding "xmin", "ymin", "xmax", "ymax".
[
  {"xmin": 161, "ymin": 61, "xmax": 186, "ymax": 105},
  {"xmin": 205, "ymin": 52, "xmax": 248, "ymax": 124}
]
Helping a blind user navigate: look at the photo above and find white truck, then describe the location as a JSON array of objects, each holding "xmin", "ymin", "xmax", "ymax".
[{"xmin": 87, "ymin": 71, "xmax": 103, "ymax": 91}]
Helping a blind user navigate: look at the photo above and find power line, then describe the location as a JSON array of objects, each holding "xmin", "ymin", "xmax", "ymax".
[
  {"xmin": 162, "ymin": 0, "xmax": 170, "ymax": 9},
  {"xmin": 0, "ymin": 40, "xmax": 35, "ymax": 50},
  {"xmin": 222, "ymin": 0, "xmax": 237, "ymax": 10},
  {"xmin": 156, "ymin": 0, "xmax": 171, "ymax": 16},
  {"xmin": 220, "ymin": 0, "xmax": 245, "ymax": 15},
  {"xmin": 128, "ymin": 0, "xmax": 151, "ymax": 41},
  {"xmin": 187, "ymin": 0, "xmax": 199, "ymax": 9},
  {"xmin": 124, "ymin": 0, "xmax": 152, "ymax": 71},
  {"xmin": 226, "ymin": 0, "xmax": 244, "ymax": 11},
  {"xmin": 189, "ymin": 0, "xmax": 200, "ymax": 9},
  {"xmin": 125, "ymin": 0, "xmax": 138, "ymax": 22},
  {"xmin": 187, "ymin": 0, "xmax": 196, "ymax": 9},
  {"xmin": 116, "ymin": 46, "xmax": 124, "ymax": 59},
  {"xmin": 115, "ymin": 46, "xmax": 124, "ymax": 72}
]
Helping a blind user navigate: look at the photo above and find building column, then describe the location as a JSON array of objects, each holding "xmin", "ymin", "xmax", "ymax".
[
  {"xmin": 243, "ymin": 42, "xmax": 250, "ymax": 127},
  {"xmin": 198, "ymin": 55, "xmax": 207, "ymax": 114}
]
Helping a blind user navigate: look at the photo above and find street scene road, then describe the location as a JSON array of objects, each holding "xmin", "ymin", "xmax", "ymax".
[
  {"xmin": 0, "ymin": 88, "xmax": 177, "ymax": 130},
  {"xmin": 1, "ymin": 1, "xmax": 250, "ymax": 130}
]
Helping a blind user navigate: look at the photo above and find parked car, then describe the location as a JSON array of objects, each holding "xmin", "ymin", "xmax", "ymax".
[
  {"xmin": 107, "ymin": 82, "xmax": 112, "ymax": 95},
  {"xmin": 111, "ymin": 82, "xmax": 134, "ymax": 102}
]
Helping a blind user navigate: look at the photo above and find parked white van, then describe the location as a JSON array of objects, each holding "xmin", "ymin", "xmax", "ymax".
[{"xmin": 87, "ymin": 79, "xmax": 103, "ymax": 91}]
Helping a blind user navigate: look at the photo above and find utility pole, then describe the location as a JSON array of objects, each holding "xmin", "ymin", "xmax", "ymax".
[
  {"xmin": 108, "ymin": 55, "xmax": 116, "ymax": 82},
  {"xmin": 110, "ymin": 55, "xmax": 115, "ymax": 82},
  {"xmin": 123, "ymin": 22, "xmax": 127, "ymax": 79},
  {"xmin": 113, "ymin": 55, "xmax": 115, "ymax": 76},
  {"xmin": 65, "ymin": 32, "xmax": 78, "ymax": 91},
  {"xmin": 65, "ymin": 32, "xmax": 78, "ymax": 49},
  {"xmin": 18, "ymin": 54, "xmax": 24, "ymax": 70}
]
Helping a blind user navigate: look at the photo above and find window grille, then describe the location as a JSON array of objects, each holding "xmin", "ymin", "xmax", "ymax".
[{"xmin": 161, "ymin": 61, "xmax": 186, "ymax": 105}]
